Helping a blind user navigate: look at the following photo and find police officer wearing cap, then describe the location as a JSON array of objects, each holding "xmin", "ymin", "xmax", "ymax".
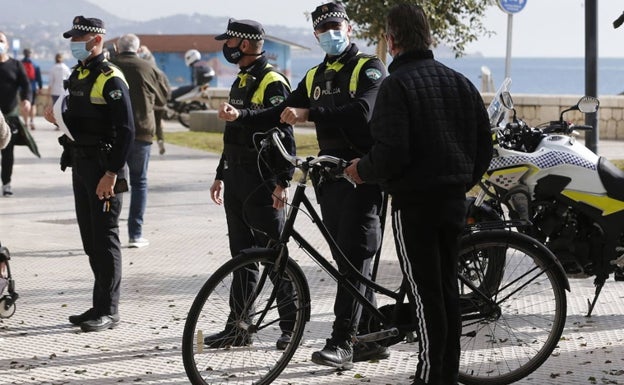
[
  {"xmin": 218, "ymin": 2, "xmax": 388, "ymax": 369},
  {"xmin": 205, "ymin": 18, "xmax": 297, "ymax": 350},
  {"xmin": 45, "ymin": 16, "xmax": 135, "ymax": 332}
]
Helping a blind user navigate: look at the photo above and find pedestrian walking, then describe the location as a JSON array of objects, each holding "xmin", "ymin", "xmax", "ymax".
[
  {"xmin": 0, "ymin": 31, "xmax": 32, "ymax": 197},
  {"xmin": 111, "ymin": 34, "xmax": 168, "ymax": 248}
]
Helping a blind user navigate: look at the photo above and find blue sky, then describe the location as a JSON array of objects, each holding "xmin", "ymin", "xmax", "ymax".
[{"xmin": 85, "ymin": 0, "xmax": 624, "ymax": 58}]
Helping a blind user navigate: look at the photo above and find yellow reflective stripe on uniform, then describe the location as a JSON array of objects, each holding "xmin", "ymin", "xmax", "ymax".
[
  {"xmin": 305, "ymin": 53, "xmax": 372, "ymax": 99},
  {"xmin": 251, "ymin": 67, "xmax": 291, "ymax": 105},
  {"xmin": 350, "ymin": 57, "xmax": 372, "ymax": 97},
  {"xmin": 88, "ymin": 65, "xmax": 128, "ymax": 105},
  {"xmin": 305, "ymin": 66, "xmax": 319, "ymax": 99}
]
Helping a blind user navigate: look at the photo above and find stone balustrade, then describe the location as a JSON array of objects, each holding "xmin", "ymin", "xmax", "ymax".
[{"xmin": 125, "ymin": 87, "xmax": 623, "ymax": 140}]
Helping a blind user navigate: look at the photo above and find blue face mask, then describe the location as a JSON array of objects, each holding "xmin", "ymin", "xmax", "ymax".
[
  {"xmin": 0, "ymin": 43, "xmax": 6, "ymax": 55},
  {"xmin": 318, "ymin": 29, "xmax": 349, "ymax": 56},
  {"xmin": 70, "ymin": 38, "xmax": 94, "ymax": 61}
]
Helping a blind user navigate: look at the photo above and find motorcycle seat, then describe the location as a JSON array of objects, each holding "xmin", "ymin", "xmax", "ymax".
[{"xmin": 598, "ymin": 157, "xmax": 624, "ymax": 202}]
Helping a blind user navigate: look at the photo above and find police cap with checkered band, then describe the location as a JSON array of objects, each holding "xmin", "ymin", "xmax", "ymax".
[
  {"xmin": 63, "ymin": 16, "xmax": 106, "ymax": 38},
  {"xmin": 312, "ymin": 2, "xmax": 349, "ymax": 30},
  {"xmin": 215, "ymin": 19, "xmax": 265, "ymax": 41}
]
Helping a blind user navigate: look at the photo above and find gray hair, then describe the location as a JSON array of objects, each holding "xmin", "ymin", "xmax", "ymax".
[{"xmin": 117, "ymin": 33, "xmax": 140, "ymax": 53}]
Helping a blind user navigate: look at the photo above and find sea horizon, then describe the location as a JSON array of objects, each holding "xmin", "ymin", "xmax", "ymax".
[
  {"xmin": 291, "ymin": 55, "xmax": 624, "ymax": 96},
  {"xmin": 34, "ymin": 55, "xmax": 624, "ymax": 96}
]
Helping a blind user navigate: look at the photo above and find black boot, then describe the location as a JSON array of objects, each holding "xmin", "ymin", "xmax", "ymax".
[{"xmin": 311, "ymin": 339, "xmax": 353, "ymax": 370}]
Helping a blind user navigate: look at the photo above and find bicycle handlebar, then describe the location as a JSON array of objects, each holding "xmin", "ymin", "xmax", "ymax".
[
  {"xmin": 263, "ymin": 130, "xmax": 302, "ymax": 167},
  {"xmin": 262, "ymin": 129, "xmax": 355, "ymax": 185}
]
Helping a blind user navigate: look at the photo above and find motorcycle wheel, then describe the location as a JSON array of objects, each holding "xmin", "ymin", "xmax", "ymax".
[{"xmin": 178, "ymin": 101, "xmax": 208, "ymax": 128}]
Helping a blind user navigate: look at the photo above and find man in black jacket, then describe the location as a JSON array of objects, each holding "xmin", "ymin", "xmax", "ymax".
[
  {"xmin": 112, "ymin": 33, "xmax": 169, "ymax": 248},
  {"xmin": 218, "ymin": 2, "xmax": 389, "ymax": 370},
  {"xmin": 346, "ymin": 4, "xmax": 492, "ymax": 385}
]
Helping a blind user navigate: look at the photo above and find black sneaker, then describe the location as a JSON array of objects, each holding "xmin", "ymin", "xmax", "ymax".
[
  {"xmin": 353, "ymin": 342, "xmax": 390, "ymax": 362},
  {"xmin": 615, "ymin": 266, "xmax": 624, "ymax": 282},
  {"xmin": 276, "ymin": 332, "xmax": 292, "ymax": 350},
  {"xmin": 311, "ymin": 339, "xmax": 353, "ymax": 370},
  {"xmin": 80, "ymin": 314, "xmax": 120, "ymax": 332},
  {"xmin": 204, "ymin": 328, "xmax": 251, "ymax": 348}
]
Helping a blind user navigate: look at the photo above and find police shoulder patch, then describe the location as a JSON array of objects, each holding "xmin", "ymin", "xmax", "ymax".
[
  {"xmin": 365, "ymin": 68, "xmax": 383, "ymax": 81},
  {"xmin": 269, "ymin": 95, "xmax": 285, "ymax": 106},
  {"xmin": 109, "ymin": 89, "xmax": 123, "ymax": 100}
]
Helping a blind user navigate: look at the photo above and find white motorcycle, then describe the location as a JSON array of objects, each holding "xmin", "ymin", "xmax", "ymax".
[
  {"xmin": 165, "ymin": 84, "xmax": 212, "ymax": 128},
  {"xmin": 467, "ymin": 80, "xmax": 624, "ymax": 316}
]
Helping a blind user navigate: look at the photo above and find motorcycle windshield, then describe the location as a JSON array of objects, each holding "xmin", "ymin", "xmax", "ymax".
[{"xmin": 487, "ymin": 77, "xmax": 512, "ymax": 128}]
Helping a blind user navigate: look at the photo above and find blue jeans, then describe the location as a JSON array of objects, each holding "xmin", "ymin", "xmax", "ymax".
[{"xmin": 127, "ymin": 140, "xmax": 151, "ymax": 240}]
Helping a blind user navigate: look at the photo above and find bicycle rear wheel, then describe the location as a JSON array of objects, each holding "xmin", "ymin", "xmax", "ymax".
[
  {"xmin": 458, "ymin": 230, "xmax": 567, "ymax": 385},
  {"xmin": 182, "ymin": 251, "xmax": 311, "ymax": 385}
]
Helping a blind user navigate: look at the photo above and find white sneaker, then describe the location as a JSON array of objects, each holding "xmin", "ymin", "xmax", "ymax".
[
  {"xmin": 2, "ymin": 184, "xmax": 12, "ymax": 197},
  {"xmin": 128, "ymin": 238, "xmax": 149, "ymax": 248}
]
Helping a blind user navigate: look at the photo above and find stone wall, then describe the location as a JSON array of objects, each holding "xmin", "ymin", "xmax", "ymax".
[{"xmin": 190, "ymin": 88, "xmax": 624, "ymax": 140}]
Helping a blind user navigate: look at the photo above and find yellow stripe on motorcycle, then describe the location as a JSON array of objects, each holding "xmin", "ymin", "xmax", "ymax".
[{"xmin": 561, "ymin": 190, "xmax": 624, "ymax": 216}]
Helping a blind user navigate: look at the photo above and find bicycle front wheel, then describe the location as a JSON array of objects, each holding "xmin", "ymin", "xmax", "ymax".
[
  {"xmin": 182, "ymin": 251, "xmax": 311, "ymax": 385},
  {"xmin": 458, "ymin": 230, "xmax": 567, "ymax": 385}
]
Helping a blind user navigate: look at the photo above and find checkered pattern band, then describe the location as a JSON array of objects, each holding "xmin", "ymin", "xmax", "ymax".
[
  {"xmin": 225, "ymin": 29, "xmax": 263, "ymax": 40},
  {"xmin": 489, "ymin": 151, "xmax": 597, "ymax": 171},
  {"xmin": 313, "ymin": 11, "xmax": 348, "ymax": 28},
  {"xmin": 73, "ymin": 24, "xmax": 106, "ymax": 34}
]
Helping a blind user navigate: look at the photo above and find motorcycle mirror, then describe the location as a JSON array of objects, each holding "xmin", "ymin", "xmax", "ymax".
[
  {"xmin": 577, "ymin": 96, "xmax": 600, "ymax": 114},
  {"xmin": 500, "ymin": 91, "xmax": 514, "ymax": 109},
  {"xmin": 500, "ymin": 91, "xmax": 518, "ymax": 123},
  {"xmin": 559, "ymin": 96, "xmax": 600, "ymax": 121}
]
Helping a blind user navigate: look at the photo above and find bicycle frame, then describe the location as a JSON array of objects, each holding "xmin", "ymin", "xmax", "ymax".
[
  {"xmin": 252, "ymin": 131, "xmax": 504, "ymax": 343},
  {"xmin": 270, "ymin": 174, "xmax": 406, "ymax": 342}
]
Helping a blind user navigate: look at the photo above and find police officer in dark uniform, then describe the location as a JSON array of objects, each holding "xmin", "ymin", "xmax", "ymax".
[
  {"xmin": 218, "ymin": 3, "xmax": 388, "ymax": 369},
  {"xmin": 205, "ymin": 18, "xmax": 297, "ymax": 350},
  {"xmin": 45, "ymin": 16, "xmax": 135, "ymax": 332}
]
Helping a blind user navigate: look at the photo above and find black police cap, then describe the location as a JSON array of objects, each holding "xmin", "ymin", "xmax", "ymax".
[
  {"xmin": 215, "ymin": 19, "xmax": 265, "ymax": 41},
  {"xmin": 63, "ymin": 16, "xmax": 106, "ymax": 39},
  {"xmin": 312, "ymin": 2, "xmax": 349, "ymax": 30}
]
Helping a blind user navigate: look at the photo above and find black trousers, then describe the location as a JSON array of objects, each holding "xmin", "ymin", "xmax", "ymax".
[
  {"xmin": 318, "ymin": 180, "xmax": 383, "ymax": 341},
  {"xmin": 0, "ymin": 135, "xmax": 15, "ymax": 185},
  {"xmin": 72, "ymin": 155, "xmax": 123, "ymax": 317},
  {"xmin": 223, "ymin": 163, "xmax": 295, "ymax": 332},
  {"xmin": 391, "ymin": 197, "xmax": 466, "ymax": 385}
]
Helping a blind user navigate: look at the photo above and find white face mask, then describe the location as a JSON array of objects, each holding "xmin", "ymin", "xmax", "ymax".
[
  {"xmin": 0, "ymin": 43, "xmax": 6, "ymax": 55},
  {"xmin": 318, "ymin": 29, "xmax": 349, "ymax": 56},
  {"xmin": 70, "ymin": 38, "xmax": 95, "ymax": 61}
]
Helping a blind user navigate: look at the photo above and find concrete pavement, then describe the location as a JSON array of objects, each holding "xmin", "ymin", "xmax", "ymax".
[{"xmin": 0, "ymin": 116, "xmax": 623, "ymax": 385}]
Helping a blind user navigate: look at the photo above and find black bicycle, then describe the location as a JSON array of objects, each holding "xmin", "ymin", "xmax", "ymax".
[{"xmin": 182, "ymin": 130, "xmax": 569, "ymax": 385}]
